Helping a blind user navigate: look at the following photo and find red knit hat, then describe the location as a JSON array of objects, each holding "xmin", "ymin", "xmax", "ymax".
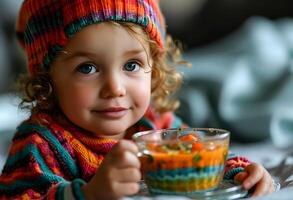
[{"xmin": 16, "ymin": 0, "xmax": 166, "ymax": 76}]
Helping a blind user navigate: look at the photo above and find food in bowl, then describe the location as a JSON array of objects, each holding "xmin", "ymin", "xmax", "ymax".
[{"xmin": 132, "ymin": 128, "xmax": 230, "ymax": 195}]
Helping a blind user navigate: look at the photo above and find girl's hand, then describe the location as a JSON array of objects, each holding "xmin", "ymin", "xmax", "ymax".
[
  {"xmin": 82, "ymin": 140, "xmax": 141, "ymax": 200},
  {"xmin": 234, "ymin": 163, "xmax": 275, "ymax": 197}
]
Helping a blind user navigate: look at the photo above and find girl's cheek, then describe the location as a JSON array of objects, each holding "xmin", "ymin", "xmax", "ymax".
[
  {"xmin": 76, "ymin": 88, "xmax": 98, "ymax": 106},
  {"xmin": 64, "ymin": 84, "xmax": 98, "ymax": 108}
]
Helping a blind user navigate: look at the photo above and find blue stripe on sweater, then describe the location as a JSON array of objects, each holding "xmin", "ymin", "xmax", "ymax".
[
  {"xmin": 5, "ymin": 144, "xmax": 53, "ymax": 175},
  {"xmin": 17, "ymin": 124, "xmax": 79, "ymax": 178},
  {"xmin": 55, "ymin": 182, "xmax": 70, "ymax": 200},
  {"xmin": 0, "ymin": 175, "xmax": 65, "ymax": 194}
]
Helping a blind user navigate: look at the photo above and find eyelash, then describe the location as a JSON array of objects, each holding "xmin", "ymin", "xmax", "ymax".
[
  {"xmin": 76, "ymin": 63, "xmax": 98, "ymax": 74},
  {"xmin": 75, "ymin": 60, "xmax": 145, "ymax": 75},
  {"xmin": 123, "ymin": 60, "xmax": 143, "ymax": 72}
]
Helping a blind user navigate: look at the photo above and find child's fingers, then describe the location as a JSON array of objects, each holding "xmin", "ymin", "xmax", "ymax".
[
  {"xmin": 114, "ymin": 182, "xmax": 140, "ymax": 197},
  {"xmin": 251, "ymin": 172, "xmax": 272, "ymax": 196},
  {"xmin": 109, "ymin": 150, "xmax": 141, "ymax": 168},
  {"xmin": 268, "ymin": 181, "xmax": 275, "ymax": 194},
  {"xmin": 113, "ymin": 139, "xmax": 139, "ymax": 154},
  {"xmin": 106, "ymin": 140, "xmax": 140, "ymax": 168},
  {"xmin": 114, "ymin": 167, "xmax": 141, "ymax": 182},
  {"xmin": 242, "ymin": 163, "xmax": 264, "ymax": 190},
  {"xmin": 269, "ymin": 179, "xmax": 276, "ymax": 192},
  {"xmin": 234, "ymin": 171, "xmax": 248, "ymax": 183}
]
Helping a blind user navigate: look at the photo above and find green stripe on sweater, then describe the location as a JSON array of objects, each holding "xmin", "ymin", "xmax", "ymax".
[
  {"xmin": 5, "ymin": 144, "xmax": 54, "ymax": 175},
  {"xmin": 55, "ymin": 182, "xmax": 70, "ymax": 200},
  {"xmin": 0, "ymin": 175, "xmax": 65, "ymax": 194},
  {"xmin": 17, "ymin": 124, "xmax": 79, "ymax": 178}
]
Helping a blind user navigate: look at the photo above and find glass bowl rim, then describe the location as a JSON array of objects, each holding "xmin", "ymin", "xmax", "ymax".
[{"xmin": 132, "ymin": 127, "xmax": 230, "ymax": 143}]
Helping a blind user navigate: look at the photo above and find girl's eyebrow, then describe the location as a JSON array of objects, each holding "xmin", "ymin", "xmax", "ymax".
[
  {"xmin": 60, "ymin": 51, "xmax": 97, "ymax": 61},
  {"xmin": 123, "ymin": 49, "xmax": 145, "ymax": 56},
  {"xmin": 60, "ymin": 48, "xmax": 146, "ymax": 61}
]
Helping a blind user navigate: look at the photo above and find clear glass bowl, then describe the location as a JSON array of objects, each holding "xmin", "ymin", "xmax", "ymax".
[
  {"xmin": 136, "ymin": 179, "xmax": 248, "ymax": 200},
  {"xmin": 132, "ymin": 128, "xmax": 230, "ymax": 196}
]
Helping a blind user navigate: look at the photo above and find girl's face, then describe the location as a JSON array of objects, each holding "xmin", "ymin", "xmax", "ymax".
[{"xmin": 50, "ymin": 23, "xmax": 152, "ymax": 139}]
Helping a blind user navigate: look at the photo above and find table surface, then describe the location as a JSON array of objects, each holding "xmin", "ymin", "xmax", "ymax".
[{"xmin": 123, "ymin": 186, "xmax": 293, "ymax": 200}]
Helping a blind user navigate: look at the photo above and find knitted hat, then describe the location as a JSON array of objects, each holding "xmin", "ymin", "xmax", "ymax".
[{"xmin": 16, "ymin": 0, "xmax": 166, "ymax": 76}]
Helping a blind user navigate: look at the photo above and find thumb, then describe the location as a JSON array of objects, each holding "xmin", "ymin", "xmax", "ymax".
[{"xmin": 234, "ymin": 171, "xmax": 249, "ymax": 183}]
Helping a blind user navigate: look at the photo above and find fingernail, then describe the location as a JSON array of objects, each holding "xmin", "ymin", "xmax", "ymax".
[{"xmin": 244, "ymin": 181, "xmax": 250, "ymax": 189}]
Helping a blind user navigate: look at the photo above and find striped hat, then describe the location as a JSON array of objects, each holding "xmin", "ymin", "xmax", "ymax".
[{"xmin": 16, "ymin": 0, "xmax": 166, "ymax": 76}]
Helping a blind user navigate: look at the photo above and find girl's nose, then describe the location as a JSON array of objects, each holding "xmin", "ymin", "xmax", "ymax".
[{"xmin": 100, "ymin": 74, "xmax": 126, "ymax": 98}]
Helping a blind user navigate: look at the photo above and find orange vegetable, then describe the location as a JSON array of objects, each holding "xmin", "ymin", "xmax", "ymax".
[
  {"xmin": 147, "ymin": 143, "xmax": 156, "ymax": 149},
  {"xmin": 179, "ymin": 134, "xmax": 198, "ymax": 142},
  {"xmin": 192, "ymin": 142, "xmax": 203, "ymax": 151}
]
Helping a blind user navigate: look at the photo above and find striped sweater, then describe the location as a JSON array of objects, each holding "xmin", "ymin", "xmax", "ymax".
[{"xmin": 0, "ymin": 108, "xmax": 249, "ymax": 199}]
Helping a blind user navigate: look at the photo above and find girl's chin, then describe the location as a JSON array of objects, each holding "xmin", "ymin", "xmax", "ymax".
[
  {"xmin": 91, "ymin": 129, "xmax": 126, "ymax": 139},
  {"xmin": 94, "ymin": 134, "xmax": 125, "ymax": 140}
]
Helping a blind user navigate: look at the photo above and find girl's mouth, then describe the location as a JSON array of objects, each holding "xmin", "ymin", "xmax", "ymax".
[{"xmin": 92, "ymin": 107, "xmax": 129, "ymax": 119}]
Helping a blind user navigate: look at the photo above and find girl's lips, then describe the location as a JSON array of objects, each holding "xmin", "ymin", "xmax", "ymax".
[
  {"xmin": 92, "ymin": 107, "xmax": 129, "ymax": 118},
  {"xmin": 98, "ymin": 107, "xmax": 128, "ymax": 112}
]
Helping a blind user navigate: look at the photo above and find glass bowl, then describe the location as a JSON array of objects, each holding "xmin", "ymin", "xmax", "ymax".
[{"xmin": 132, "ymin": 128, "xmax": 230, "ymax": 196}]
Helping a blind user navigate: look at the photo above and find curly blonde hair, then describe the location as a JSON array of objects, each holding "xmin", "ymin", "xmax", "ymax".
[{"xmin": 17, "ymin": 22, "xmax": 189, "ymax": 115}]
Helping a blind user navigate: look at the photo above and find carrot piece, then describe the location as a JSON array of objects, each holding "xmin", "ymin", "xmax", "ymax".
[
  {"xmin": 179, "ymin": 134, "xmax": 198, "ymax": 142},
  {"xmin": 192, "ymin": 142, "xmax": 203, "ymax": 151},
  {"xmin": 146, "ymin": 143, "xmax": 158, "ymax": 151}
]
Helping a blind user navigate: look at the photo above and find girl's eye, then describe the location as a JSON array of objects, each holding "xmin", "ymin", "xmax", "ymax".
[
  {"xmin": 123, "ymin": 61, "xmax": 141, "ymax": 72},
  {"xmin": 77, "ymin": 63, "xmax": 97, "ymax": 74}
]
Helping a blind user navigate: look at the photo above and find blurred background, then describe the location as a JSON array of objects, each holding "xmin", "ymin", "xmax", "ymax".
[{"xmin": 0, "ymin": 0, "xmax": 293, "ymax": 187}]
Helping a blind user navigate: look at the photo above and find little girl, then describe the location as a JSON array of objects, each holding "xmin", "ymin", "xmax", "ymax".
[{"xmin": 0, "ymin": 0, "xmax": 275, "ymax": 199}]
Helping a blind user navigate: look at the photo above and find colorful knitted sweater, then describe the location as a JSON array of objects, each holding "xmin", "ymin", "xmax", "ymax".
[{"xmin": 0, "ymin": 108, "xmax": 249, "ymax": 199}]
